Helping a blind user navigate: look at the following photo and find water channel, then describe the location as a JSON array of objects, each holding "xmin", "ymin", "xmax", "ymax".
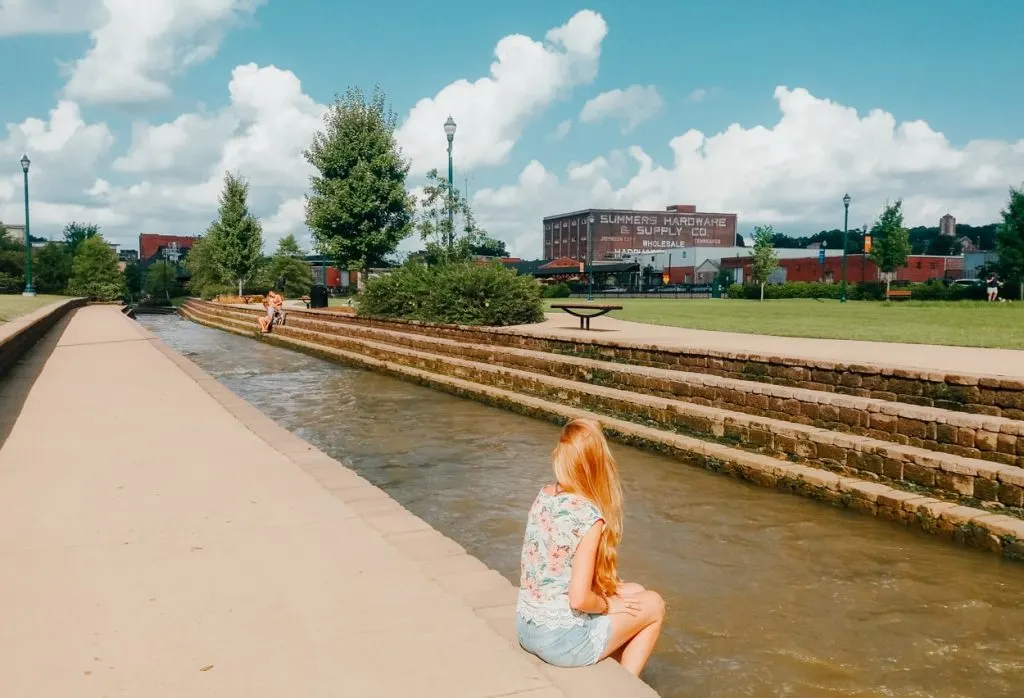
[{"xmin": 142, "ymin": 315, "xmax": 1024, "ymax": 698}]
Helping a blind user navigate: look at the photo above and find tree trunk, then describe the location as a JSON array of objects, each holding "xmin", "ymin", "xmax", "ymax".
[
  {"xmin": 1019, "ymin": 280, "xmax": 1023, "ymax": 302},
  {"xmin": 238, "ymin": 279, "xmax": 243, "ymax": 296},
  {"xmin": 760, "ymin": 282, "xmax": 765, "ymax": 301},
  {"xmin": 885, "ymin": 276, "xmax": 891, "ymax": 299}
]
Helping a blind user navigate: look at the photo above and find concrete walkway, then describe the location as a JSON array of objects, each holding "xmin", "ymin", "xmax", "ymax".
[
  {"xmin": 520, "ymin": 313, "xmax": 1024, "ymax": 379},
  {"xmin": 0, "ymin": 306, "xmax": 654, "ymax": 698}
]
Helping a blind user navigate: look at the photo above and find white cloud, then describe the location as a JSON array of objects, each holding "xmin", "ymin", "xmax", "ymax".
[
  {"xmin": 579, "ymin": 84, "xmax": 663, "ymax": 133},
  {"xmin": 474, "ymin": 86, "xmax": 1024, "ymax": 258},
  {"xmin": 63, "ymin": 0, "xmax": 266, "ymax": 105},
  {"xmin": 552, "ymin": 119, "xmax": 573, "ymax": 141},
  {"xmin": 688, "ymin": 88, "xmax": 707, "ymax": 103},
  {"xmin": 0, "ymin": 0, "xmax": 102, "ymax": 35},
  {"xmin": 395, "ymin": 10, "xmax": 608, "ymax": 175}
]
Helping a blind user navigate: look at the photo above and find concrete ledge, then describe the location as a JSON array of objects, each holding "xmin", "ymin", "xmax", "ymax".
[
  {"xmin": 0, "ymin": 298, "xmax": 86, "ymax": 380},
  {"xmin": 138, "ymin": 314, "xmax": 660, "ymax": 697},
  {"xmin": 179, "ymin": 303, "xmax": 1024, "ymax": 564}
]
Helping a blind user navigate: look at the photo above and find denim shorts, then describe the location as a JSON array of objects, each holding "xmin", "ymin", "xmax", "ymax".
[{"xmin": 517, "ymin": 614, "xmax": 612, "ymax": 668}]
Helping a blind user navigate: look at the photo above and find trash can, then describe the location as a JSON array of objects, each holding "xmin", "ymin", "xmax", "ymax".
[{"xmin": 309, "ymin": 284, "xmax": 328, "ymax": 309}]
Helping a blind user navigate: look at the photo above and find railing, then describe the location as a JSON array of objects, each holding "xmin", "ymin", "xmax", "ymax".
[{"xmin": 566, "ymin": 284, "xmax": 714, "ymax": 299}]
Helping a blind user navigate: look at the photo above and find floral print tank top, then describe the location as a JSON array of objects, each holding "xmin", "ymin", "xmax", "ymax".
[{"xmin": 516, "ymin": 487, "xmax": 603, "ymax": 629}]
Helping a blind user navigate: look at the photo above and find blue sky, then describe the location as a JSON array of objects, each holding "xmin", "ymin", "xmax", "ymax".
[{"xmin": 1, "ymin": 0, "xmax": 1022, "ymax": 255}]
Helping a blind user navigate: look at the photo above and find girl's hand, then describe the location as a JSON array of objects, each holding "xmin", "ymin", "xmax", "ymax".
[{"xmin": 608, "ymin": 594, "xmax": 642, "ymax": 616}]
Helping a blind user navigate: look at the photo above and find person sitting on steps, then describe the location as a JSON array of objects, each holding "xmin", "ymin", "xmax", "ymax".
[
  {"xmin": 258, "ymin": 290, "xmax": 284, "ymax": 333},
  {"xmin": 516, "ymin": 418, "xmax": 666, "ymax": 677}
]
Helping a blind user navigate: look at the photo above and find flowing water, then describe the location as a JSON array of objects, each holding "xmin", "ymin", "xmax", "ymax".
[{"xmin": 143, "ymin": 315, "xmax": 1024, "ymax": 698}]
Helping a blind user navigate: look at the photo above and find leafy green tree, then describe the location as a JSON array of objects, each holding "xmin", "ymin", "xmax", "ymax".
[
  {"xmin": 0, "ymin": 228, "xmax": 25, "ymax": 291},
  {"xmin": 996, "ymin": 186, "xmax": 1024, "ymax": 300},
  {"xmin": 34, "ymin": 242, "xmax": 72, "ymax": 294},
  {"xmin": 209, "ymin": 172, "xmax": 263, "ymax": 296},
  {"xmin": 62, "ymin": 222, "xmax": 99, "ymax": 257},
  {"xmin": 185, "ymin": 235, "xmax": 231, "ymax": 299},
  {"xmin": 869, "ymin": 200, "xmax": 912, "ymax": 296},
  {"xmin": 750, "ymin": 225, "xmax": 779, "ymax": 301},
  {"xmin": 415, "ymin": 169, "xmax": 488, "ymax": 265},
  {"xmin": 145, "ymin": 261, "xmax": 181, "ymax": 300},
  {"xmin": 67, "ymin": 235, "xmax": 125, "ymax": 301},
  {"xmin": 123, "ymin": 261, "xmax": 144, "ymax": 300},
  {"xmin": 469, "ymin": 236, "xmax": 509, "ymax": 258},
  {"xmin": 261, "ymin": 234, "xmax": 313, "ymax": 297},
  {"xmin": 926, "ymin": 234, "xmax": 962, "ymax": 256},
  {"xmin": 305, "ymin": 86, "xmax": 414, "ymax": 285}
]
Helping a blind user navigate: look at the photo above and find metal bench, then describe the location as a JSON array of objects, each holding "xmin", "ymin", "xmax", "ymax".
[{"xmin": 550, "ymin": 303, "xmax": 623, "ymax": 330}]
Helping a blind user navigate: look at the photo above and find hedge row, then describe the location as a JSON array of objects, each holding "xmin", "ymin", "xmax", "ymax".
[{"xmin": 726, "ymin": 281, "xmax": 990, "ymax": 301}]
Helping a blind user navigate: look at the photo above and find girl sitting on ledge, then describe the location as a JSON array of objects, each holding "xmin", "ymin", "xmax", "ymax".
[{"xmin": 516, "ymin": 419, "xmax": 665, "ymax": 677}]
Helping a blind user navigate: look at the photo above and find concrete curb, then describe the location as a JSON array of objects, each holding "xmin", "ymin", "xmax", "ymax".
[
  {"xmin": 0, "ymin": 298, "xmax": 87, "ymax": 380},
  {"xmin": 132, "ymin": 316, "xmax": 661, "ymax": 698}
]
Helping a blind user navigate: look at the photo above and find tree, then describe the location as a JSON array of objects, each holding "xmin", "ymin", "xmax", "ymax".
[
  {"xmin": 469, "ymin": 236, "xmax": 509, "ymax": 258},
  {"xmin": 305, "ymin": 86, "xmax": 414, "ymax": 284},
  {"xmin": 185, "ymin": 235, "xmax": 230, "ymax": 299},
  {"xmin": 750, "ymin": 225, "xmax": 779, "ymax": 301},
  {"xmin": 63, "ymin": 222, "xmax": 99, "ymax": 257},
  {"xmin": 926, "ymin": 234, "xmax": 963, "ymax": 257},
  {"xmin": 0, "ymin": 228, "xmax": 25, "ymax": 291},
  {"xmin": 67, "ymin": 235, "xmax": 125, "ymax": 301},
  {"xmin": 145, "ymin": 261, "xmax": 181, "ymax": 300},
  {"xmin": 869, "ymin": 200, "xmax": 912, "ymax": 296},
  {"xmin": 260, "ymin": 234, "xmax": 313, "ymax": 297},
  {"xmin": 123, "ymin": 261, "xmax": 144, "ymax": 300},
  {"xmin": 34, "ymin": 242, "xmax": 72, "ymax": 294},
  {"xmin": 414, "ymin": 169, "xmax": 488, "ymax": 265},
  {"xmin": 209, "ymin": 172, "xmax": 263, "ymax": 296},
  {"xmin": 996, "ymin": 186, "xmax": 1024, "ymax": 300}
]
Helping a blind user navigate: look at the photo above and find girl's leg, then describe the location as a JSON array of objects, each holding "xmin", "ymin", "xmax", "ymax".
[{"xmin": 601, "ymin": 589, "xmax": 666, "ymax": 676}]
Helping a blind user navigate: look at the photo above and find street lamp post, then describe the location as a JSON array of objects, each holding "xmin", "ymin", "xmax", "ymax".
[
  {"xmin": 20, "ymin": 154, "xmax": 35, "ymax": 297},
  {"xmin": 841, "ymin": 193, "xmax": 851, "ymax": 303},
  {"xmin": 586, "ymin": 214, "xmax": 595, "ymax": 301},
  {"xmin": 443, "ymin": 115, "xmax": 457, "ymax": 250}
]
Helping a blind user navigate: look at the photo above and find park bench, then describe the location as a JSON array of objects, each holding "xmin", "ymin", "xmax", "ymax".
[
  {"xmin": 300, "ymin": 295, "xmax": 312, "ymax": 308},
  {"xmin": 886, "ymin": 289, "xmax": 912, "ymax": 301},
  {"xmin": 550, "ymin": 303, "xmax": 623, "ymax": 330}
]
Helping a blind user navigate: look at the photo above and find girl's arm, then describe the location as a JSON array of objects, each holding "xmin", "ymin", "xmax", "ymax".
[{"xmin": 568, "ymin": 520, "xmax": 610, "ymax": 614}]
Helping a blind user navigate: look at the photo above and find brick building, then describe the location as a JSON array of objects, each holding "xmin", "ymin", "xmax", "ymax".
[
  {"xmin": 139, "ymin": 233, "xmax": 198, "ymax": 261},
  {"xmin": 722, "ymin": 254, "xmax": 963, "ymax": 284}
]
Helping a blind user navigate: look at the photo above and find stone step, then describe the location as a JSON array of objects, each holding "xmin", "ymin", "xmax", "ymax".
[
  {"xmin": 177, "ymin": 303, "xmax": 1024, "ymax": 562},
  {"xmin": 191, "ymin": 299, "xmax": 1024, "ymax": 421},
  {"xmin": 264, "ymin": 308, "xmax": 1024, "ymax": 468},
  {"xmin": 241, "ymin": 317, "xmax": 1024, "ymax": 514}
]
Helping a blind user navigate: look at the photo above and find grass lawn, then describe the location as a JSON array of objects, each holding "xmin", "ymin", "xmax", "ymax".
[
  {"xmin": 545, "ymin": 299, "xmax": 1024, "ymax": 349},
  {"xmin": 0, "ymin": 295, "xmax": 67, "ymax": 324}
]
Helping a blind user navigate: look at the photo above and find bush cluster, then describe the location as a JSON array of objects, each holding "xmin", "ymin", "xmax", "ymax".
[
  {"xmin": 359, "ymin": 261, "xmax": 544, "ymax": 326},
  {"xmin": 726, "ymin": 281, "xmax": 989, "ymax": 301},
  {"xmin": 541, "ymin": 282, "xmax": 572, "ymax": 299}
]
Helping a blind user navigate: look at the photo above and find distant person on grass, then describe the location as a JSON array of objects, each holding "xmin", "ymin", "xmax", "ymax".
[
  {"xmin": 516, "ymin": 419, "xmax": 665, "ymax": 677},
  {"xmin": 986, "ymin": 274, "xmax": 1002, "ymax": 302}
]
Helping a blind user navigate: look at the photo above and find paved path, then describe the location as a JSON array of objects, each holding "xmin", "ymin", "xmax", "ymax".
[
  {"xmin": 0, "ymin": 306, "xmax": 654, "ymax": 698},
  {"xmin": 519, "ymin": 313, "xmax": 1024, "ymax": 379}
]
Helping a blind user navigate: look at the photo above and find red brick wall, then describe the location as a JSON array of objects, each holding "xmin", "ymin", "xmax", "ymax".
[
  {"xmin": 721, "ymin": 255, "xmax": 962, "ymax": 283},
  {"xmin": 139, "ymin": 234, "xmax": 198, "ymax": 260}
]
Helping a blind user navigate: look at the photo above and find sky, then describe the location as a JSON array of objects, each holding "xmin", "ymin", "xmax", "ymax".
[{"xmin": 1, "ymin": 0, "xmax": 1022, "ymax": 258}]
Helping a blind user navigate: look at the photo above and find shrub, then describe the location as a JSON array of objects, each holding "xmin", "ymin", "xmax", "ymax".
[
  {"xmin": 542, "ymin": 282, "xmax": 572, "ymax": 298},
  {"xmin": 67, "ymin": 236, "xmax": 125, "ymax": 301},
  {"xmin": 726, "ymin": 280, "xmax": 986, "ymax": 301},
  {"xmin": 359, "ymin": 261, "xmax": 544, "ymax": 326}
]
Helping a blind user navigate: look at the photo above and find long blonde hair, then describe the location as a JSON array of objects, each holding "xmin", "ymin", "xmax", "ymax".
[{"xmin": 552, "ymin": 419, "xmax": 623, "ymax": 597}]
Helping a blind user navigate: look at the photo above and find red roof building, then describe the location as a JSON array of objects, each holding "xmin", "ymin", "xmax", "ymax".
[{"xmin": 139, "ymin": 233, "xmax": 198, "ymax": 261}]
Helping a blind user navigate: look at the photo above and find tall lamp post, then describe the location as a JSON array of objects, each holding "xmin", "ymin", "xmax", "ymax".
[
  {"xmin": 586, "ymin": 214, "xmax": 595, "ymax": 301},
  {"xmin": 20, "ymin": 154, "xmax": 35, "ymax": 297},
  {"xmin": 841, "ymin": 192, "xmax": 851, "ymax": 303},
  {"xmin": 444, "ymin": 115, "xmax": 457, "ymax": 250}
]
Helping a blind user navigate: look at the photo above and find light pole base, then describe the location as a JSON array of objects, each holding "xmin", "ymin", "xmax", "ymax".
[{"xmin": 22, "ymin": 289, "xmax": 36, "ymax": 297}]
